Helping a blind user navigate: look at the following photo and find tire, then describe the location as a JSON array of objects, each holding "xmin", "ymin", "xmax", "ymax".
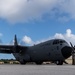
[
  {"xmin": 35, "ymin": 61, "xmax": 43, "ymax": 65},
  {"xmin": 56, "ymin": 61, "xmax": 63, "ymax": 65},
  {"xmin": 20, "ymin": 60, "xmax": 27, "ymax": 65}
]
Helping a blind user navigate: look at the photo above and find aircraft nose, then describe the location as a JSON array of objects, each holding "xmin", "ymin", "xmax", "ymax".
[{"xmin": 61, "ymin": 46, "xmax": 72, "ymax": 59}]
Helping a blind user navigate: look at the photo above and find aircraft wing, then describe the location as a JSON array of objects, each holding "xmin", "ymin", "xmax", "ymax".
[
  {"xmin": 0, "ymin": 45, "xmax": 13, "ymax": 54},
  {"xmin": 0, "ymin": 35, "xmax": 28, "ymax": 54},
  {"xmin": 0, "ymin": 45, "xmax": 28, "ymax": 54}
]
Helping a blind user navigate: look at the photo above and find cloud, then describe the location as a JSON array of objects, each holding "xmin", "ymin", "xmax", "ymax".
[
  {"xmin": 59, "ymin": 0, "xmax": 75, "ymax": 19},
  {"xmin": 0, "ymin": 0, "xmax": 75, "ymax": 23},
  {"xmin": 0, "ymin": 0, "xmax": 58, "ymax": 23},
  {"xmin": 21, "ymin": 29, "xmax": 75, "ymax": 46},
  {"xmin": 54, "ymin": 29, "xmax": 75, "ymax": 45},
  {"xmin": 22, "ymin": 35, "xmax": 33, "ymax": 45}
]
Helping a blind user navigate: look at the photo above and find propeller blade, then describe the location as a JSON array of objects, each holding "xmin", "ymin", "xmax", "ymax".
[
  {"xmin": 70, "ymin": 42, "xmax": 74, "ymax": 52},
  {"xmin": 14, "ymin": 35, "xmax": 18, "ymax": 46},
  {"xmin": 63, "ymin": 60, "xmax": 68, "ymax": 64},
  {"xmin": 70, "ymin": 42, "xmax": 75, "ymax": 65}
]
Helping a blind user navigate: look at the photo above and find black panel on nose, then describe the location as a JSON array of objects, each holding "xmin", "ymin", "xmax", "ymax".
[{"xmin": 61, "ymin": 46, "xmax": 72, "ymax": 59}]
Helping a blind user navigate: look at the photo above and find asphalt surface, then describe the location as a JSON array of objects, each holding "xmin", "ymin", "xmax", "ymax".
[{"xmin": 0, "ymin": 64, "xmax": 75, "ymax": 75}]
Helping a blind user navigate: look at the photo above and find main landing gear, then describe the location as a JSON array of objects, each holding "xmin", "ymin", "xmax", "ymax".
[
  {"xmin": 35, "ymin": 61, "xmax": 43, "ymax": 65},
  {"xmin": 19, "ymin": 60, "xmax": 27, "ymax": 65}
]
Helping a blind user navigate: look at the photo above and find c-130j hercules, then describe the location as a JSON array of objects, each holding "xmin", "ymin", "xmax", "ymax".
[{"xmin": 0, "ymin": 35, "xmax": 74, "ymax": 65}]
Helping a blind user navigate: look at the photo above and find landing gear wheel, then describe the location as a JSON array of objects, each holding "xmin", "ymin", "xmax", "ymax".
[
  {"xmin": 35, "ymin": 61, "xmax": 43, "ymax": 65},
  {"xmin": 56, "ymin": 61, "xmax": 63, "ymax": 65},
  {"xmin": 20, "ymin": 60, "xmax": 27, "ymax": 65}
]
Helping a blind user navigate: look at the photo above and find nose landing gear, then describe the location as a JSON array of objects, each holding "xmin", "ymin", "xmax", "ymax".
[{"xmin": 56, "ymin": 61, "xmax": 63, "ymax": 65}]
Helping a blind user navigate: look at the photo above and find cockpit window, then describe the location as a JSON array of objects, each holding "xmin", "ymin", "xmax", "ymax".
[
  {"xmin": 53, "ymin": 40, "xmax": 66, "ymax": 45},
  {"xmin": 53, "ymin": 40, "xmax": 59, "ymax": 45},
  {"xmin": 60, "ymin": 40, "xmax": 65, "ymax": 43}
]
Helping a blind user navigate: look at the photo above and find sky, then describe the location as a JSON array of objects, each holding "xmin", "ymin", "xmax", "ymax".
[{"xmin": 0, "ymin": 0, "xmax": 75, "ymax": 59}]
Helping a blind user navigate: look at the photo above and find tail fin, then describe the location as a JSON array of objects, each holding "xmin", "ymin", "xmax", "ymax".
[{"xmin": 14, "ymin": 35, "xmax": 18, "ymax": 46}]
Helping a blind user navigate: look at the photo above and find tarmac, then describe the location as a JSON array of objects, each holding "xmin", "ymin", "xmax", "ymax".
[{"xmin": 0, "ymin": 64, "xmax": 75, "ymax": 75}]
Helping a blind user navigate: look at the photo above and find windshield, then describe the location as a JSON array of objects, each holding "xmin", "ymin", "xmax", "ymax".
[{"xmin": 53, "ymin": 40, "xmax": 66, "ymax": 45}]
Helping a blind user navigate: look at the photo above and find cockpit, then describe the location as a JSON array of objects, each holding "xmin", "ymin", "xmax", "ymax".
[{"xmin": 53, "ymin": 39, "xmax": 66, "ymax": 45}]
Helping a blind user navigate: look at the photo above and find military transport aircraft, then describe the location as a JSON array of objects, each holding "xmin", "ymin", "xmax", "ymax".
[{"xmin": 0, "ymin": 35, "xmax": 73, "ymax": 65}]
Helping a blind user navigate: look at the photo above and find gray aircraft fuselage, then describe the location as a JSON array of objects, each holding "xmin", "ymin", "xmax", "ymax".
[{"xmin": 13, "ymin": 39, "xmax": 72, "ymax": 65}]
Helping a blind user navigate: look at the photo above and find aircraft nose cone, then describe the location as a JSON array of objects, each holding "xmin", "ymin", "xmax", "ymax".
[{"xmin": 61, "ymin": 46, "xmax": 72, "ymax": 59}]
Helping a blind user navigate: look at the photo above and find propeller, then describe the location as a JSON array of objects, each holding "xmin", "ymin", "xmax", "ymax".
[
  {"xmin": 70, "ymin": 42, "xmax": 75, "ymax": 52},
  {"xmin": 70, "ymin": 42, "xmax": 75, "ymax": 65},
  {"xmin": 10, "ymin": 35, "xmax": 26, "ymax": 46},
  {"xmin": 63, "ymin": 60, "xmax": 68, "ymax": 64},
  {"xmin": 14, "ymin": 35, "xmax": 18, "ymax": 46},
  {"xmin": 13, "ymin": 35, "xmax": 18, "ymax": 53},
  {"xmin": 13, "ymin": 35, "xmax": 26, "ymax": 55}
]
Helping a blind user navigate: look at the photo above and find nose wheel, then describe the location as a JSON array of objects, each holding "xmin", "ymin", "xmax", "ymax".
[{"xmin": 56, "ymin": 61, "xmax": 63, "ymax": 65}]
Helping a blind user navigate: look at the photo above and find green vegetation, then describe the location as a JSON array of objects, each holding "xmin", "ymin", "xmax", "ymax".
[{"xmin": 0, "ymin": 59, "xmax": 20, "ymax": 64}]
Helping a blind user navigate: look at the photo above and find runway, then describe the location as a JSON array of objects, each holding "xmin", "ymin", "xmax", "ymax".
[{"xmin": 0, "ymin": 64, "xmax": 75, "ymax": 75}]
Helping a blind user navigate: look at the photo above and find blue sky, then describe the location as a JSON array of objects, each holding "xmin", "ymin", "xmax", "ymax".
[{"xmin": 0, "ymin": 0, "xmax": 75, "ymax": 59}]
